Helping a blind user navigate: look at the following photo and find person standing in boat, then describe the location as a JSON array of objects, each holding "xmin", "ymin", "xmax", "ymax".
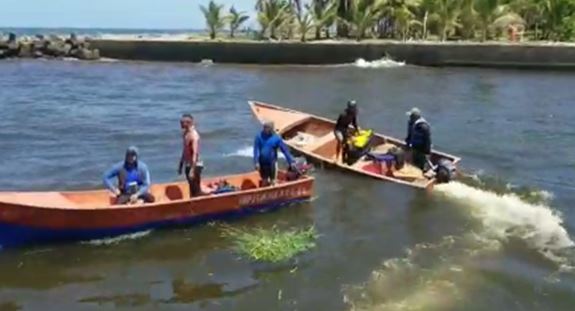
[
  {"xmin": 178, "ymin": 114, "xmax": 203, "ymax": 197},
  {"xmin": 103, "ymin": 146, "xmax": 155, "ymax": 205},
  {"xmin": 405, "ymin": 107, "xmax": 432, "ymax": 172},
  {"xmin": 334, "ymin": 100, "xmax": 359, "ymax": 164},
  {"xmin": 253, "ymin": 120, "xmax": 295, "ymax": 186}
]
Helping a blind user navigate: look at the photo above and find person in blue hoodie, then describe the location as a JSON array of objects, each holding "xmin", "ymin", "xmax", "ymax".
[
  {"xmin": 253, "ymin": 121, "xmax": 295, "ymax": 186},
  {"xmin": 103, "ymin": 146, "xmax": 155, "ymax": 205}
]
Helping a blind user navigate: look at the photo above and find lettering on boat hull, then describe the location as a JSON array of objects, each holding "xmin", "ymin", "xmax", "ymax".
[{"xmin": 238, "ymin": 187, "xmax": 309, "ymax": 207}]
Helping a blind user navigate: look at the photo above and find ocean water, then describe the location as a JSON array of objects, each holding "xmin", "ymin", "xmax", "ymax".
[{"xmin": 0, "ymin": 49, "xmax": 574, "ymax": 310}]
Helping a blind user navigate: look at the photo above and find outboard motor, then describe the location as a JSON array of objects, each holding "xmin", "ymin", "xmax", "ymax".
[{"xmin": 435, "ymin": 159, "xmax": 456, "ymax": 184}]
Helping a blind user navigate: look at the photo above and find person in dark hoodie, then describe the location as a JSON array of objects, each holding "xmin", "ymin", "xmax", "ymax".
[
  {"xmin": 253, "ymin": 121, "xmax": 295, "ymax": 186},
  {"xmin": 103, "ymin": 146, "xmax": 155, "ymax": 205},
  {"xmin": 334, "ymin": 100, "xmax": 359, "ymax": 164},
  {"xmin": 405, "ymin": 107, "xmax": 432, "ymax": 172}
]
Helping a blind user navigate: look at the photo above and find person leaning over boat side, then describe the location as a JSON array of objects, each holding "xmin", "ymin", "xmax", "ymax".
[
  {"xmin": 178, "ymin": 114, "xmax": 204, "ymax": 198},
  {"xmin": 405, "ymin": 107, "xmax": 432, "ymax": 172},
  {"xmin": 103, "ymin": 146, "xmax": 155, "ymax": 205},
  {"xmin": 253, "ymin": 120, "xmax": 295, "ymax": 186},
  {"xmin": 334, "ymin": 100, "xmax": 359, "ymax": 164}
]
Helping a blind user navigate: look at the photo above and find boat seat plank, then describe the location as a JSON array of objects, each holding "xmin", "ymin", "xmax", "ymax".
[
  {"xmin": 371, "ymin": 143, "xmax": 399, "ymax": 154},
  {"xmin": 351, "ymin": 158, "xmax": 425, "ymax": 181},
  {"xmin": 286, "ymin": 131, "xmax": 336, "ymax": 152}
]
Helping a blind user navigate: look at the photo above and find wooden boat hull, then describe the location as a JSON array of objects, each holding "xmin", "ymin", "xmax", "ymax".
[
  {"xmin": 249, "ymin": 101, "xmax": 461, "ymax": 190},
  {"xmin": 0, "ymin": 171, "xmax": 314, "ymax": 248}
]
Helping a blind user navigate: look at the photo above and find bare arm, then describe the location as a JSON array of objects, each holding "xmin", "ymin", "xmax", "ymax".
[
  {"xmin": 178, "ymin": 149, "xmax": 184, "ymax": 172},
  {"xmin": 191, "ymin": 131, "xmax": 200, "ymax": 167}
]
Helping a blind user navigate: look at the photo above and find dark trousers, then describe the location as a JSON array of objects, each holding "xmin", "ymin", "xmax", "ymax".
[
  {"xmin": 258, "ymin": 161, "xmax": 277, "ymax": 186},
  {"xmin": 116, "ymin": 192, "xmax": 155, "ymax": 205},
  {"xmin": 412, "ymin": 149, "xmax": 429, "ymax": 171},
  {"xmin": 334, "ymin": 129, "xmax": 350, "ymax": 163},
  {"xmin": 185, "ymin": 165, "xmax": 203, "ymax": 197},
  {"xmin": 116, "ymin": 168, "xmax": 155, "ymax": 205}
]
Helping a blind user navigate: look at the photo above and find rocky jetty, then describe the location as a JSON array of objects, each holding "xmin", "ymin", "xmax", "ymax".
[{"xmin": 0, "ymin": 33, "xmax": 100, "ymax": 60}]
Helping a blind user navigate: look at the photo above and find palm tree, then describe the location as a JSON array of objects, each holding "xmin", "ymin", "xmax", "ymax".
[
  {"xmin": 417, "ymin": 0, "xmax": 437, "ymax": 40},
  {"xmin": 394, "ymin": 5, "xmax": 418, "ymax": 40},
  {"xmin": 537, "ymin": 0, "xmax": 575, "ymax": 41},
  {"xmin": 459, "ymin": 0, "xmax": 476, "ymax": 40},
  {"xmin": 257, "ymin": 0, "xmax": 291, "ymax": 39},
  {"xmin": 343, "ymin": 0, "xmax": 386, "ymax": 40},
  {"xmin": 430, "ymin": 0, "xmax": 460, "ymax": 41},
  {"xmin": 297, "ymin": 11, "xmax": 315, "ymax": 41},
  {"xmin": 228, "ymin": 6, "xmax": 250, "ymax": 38},
  {"xmin": 508, "ymin": 0, "xmax": 542, "ymax": 39},
  {"xmin": 308, "ymin": 0, "xmax": 339, "ymax": 40},
  {"xmin": 336, "ymin": 0, "xmax": 352, "ymax": 37},
  {"xmin": 200, "ymin": 1, "xmax": 227, "ymax": 39},
  {"xmin": 293, "ymin": 0, "xmax": 303, "ymax": 17},
  {"xmin": 475, "ymin": 0, "xmax": 506, "ymax": 41},
  {"xmin": 382, "ymin": 0, "xmax": 420, "ymax": 40}
]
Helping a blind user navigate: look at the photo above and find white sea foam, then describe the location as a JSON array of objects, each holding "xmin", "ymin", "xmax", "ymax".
[
  {"xmin": 81, "ymin": 230, "xmax": 152, "ymax": 246},
  {"xmin": 344, "ymin": 182, "xmax": 573, "ymax": 310},
  {"xmin": 200, "ymin": 59, "xmax": 214, "ymax": 66},
  {"xmin": 225, "ymin": 146, "xmax": 285, "ymax": 159},
  {"xmin": 353, "ymin": 57, "xmax": 405, "ymax": 68},
  {"xmin": 98, "ymin": 57, "xmax": 119, "ymax": 63},
  {"xmin": 225, "ymin": 146, "xmax": 252, "ymax": 158},
  {"xmin": 434, "ymin": 182, "xmax": 573, "ymax": 253}
]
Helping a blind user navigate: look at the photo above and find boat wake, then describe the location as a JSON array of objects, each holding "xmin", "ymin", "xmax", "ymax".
[
  {"xmin": 99, "ymin": 57, "xmax": 119, "ymax": 63},
  {"xmin": 344, "ymin": 233, "xmax": 500, "ymax": 311},
  {"xmin": 435, "ymin": 182, "xmax": 573, "ymax": 261},
  {"xmin": 225, "ymin": 146, "xmax": 252, "ymax": 158},
  {"xmin": 344, "ymin": 180, "xmax": 574, "ymax": 310},
  {"xmin": 352, "ymin": 57, "xmax": 405, "ymax": 69},
  {"xmin": 81, "ymin": 230, "xmax": 152, "ymax": 246},
  {"xmin": 225, "ymin": 146, "xmax": 285, "ymax": 159}
]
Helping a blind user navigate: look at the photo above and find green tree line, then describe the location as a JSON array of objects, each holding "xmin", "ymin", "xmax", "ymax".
[{"xmin": 200, "ymin": 0, "xmax": 575, "ymax": 42}]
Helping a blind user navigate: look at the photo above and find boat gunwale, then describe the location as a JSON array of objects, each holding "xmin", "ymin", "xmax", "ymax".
[{"xmin": 0, "ymin": 171, "xmax": 315, "ymax": 211}]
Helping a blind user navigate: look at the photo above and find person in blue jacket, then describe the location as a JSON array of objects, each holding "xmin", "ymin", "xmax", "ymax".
[
  {"xmin": 253, "ymin": 121, "xmax": 295, "ymax": 186},
  {"xmin": 103, "ymin": 146, "xmax": 155, "ymax": 205}
]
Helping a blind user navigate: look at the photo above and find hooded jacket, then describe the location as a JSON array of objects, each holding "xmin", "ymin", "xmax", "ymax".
[
  {"xmin": 103, "ymin": 147, "xmax": 151, "ymax": 196},
  {"xmin": 406, "ymin": 117, "xmax": 431, "ymax": 154},
  {"xmin": 253, "ymin": 131, "xmax": 294, "ymax": 166}
]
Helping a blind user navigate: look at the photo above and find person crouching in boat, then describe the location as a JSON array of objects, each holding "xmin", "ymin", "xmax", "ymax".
[
  {"xmin": 405, "ymin": 107, "xmax": 432, "ymax": 173},
  {"xmin": 253, "ymin": 121, "xmax": 295, "ymax": 186},
  {"xmin": 334, "ymin": 100, "xmax": 359, "ymax": 164},
  {"xmin": 178, "ymin": 114, "xmax": 204, "ymax": 198},
  {"xmin": 103, "ymin": 146, "xmax": 155, "ymax": 205}
]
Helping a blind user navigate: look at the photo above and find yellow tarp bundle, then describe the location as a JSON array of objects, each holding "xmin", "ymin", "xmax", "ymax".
[{"xmin": 349, "ymin": 129, "xmax": 373, "ymax": 149}]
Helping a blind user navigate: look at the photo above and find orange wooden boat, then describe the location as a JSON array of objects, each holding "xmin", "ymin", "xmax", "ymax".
[
  {"xmin": 0, "ymin": 170, "xmax": 314, "ymax": 248},
  {"xmin": 249, "ymin": 101, "xmax": 461, "ymax": 190}
]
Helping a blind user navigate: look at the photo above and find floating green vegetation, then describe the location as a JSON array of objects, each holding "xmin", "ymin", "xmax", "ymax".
[{"xmin": 220, "ymin": 225, "xmax": 317, "ymax": 263}]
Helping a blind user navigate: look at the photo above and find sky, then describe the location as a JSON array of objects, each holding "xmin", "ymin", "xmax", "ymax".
[{"xmin": 0, "ymin": 0, "xmax": 258, "ymax": 29}]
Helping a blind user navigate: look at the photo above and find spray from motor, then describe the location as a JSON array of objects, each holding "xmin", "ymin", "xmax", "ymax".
[
  {"xmin": 434, "ymin": 181, "xmax": 574, "ymax": 260},
  {"xmin": 345, "ymin": 177, "xmax": 574, "ymax": 311}
]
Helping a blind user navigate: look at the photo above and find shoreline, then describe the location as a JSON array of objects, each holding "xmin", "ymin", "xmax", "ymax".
[
  {"xmin": 88, "ymin": 38, "xmax": 575, "ymax": 70},
  {"xmin": 92, "ymin": 36, "xmax": 575, "ymax": 46}
]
